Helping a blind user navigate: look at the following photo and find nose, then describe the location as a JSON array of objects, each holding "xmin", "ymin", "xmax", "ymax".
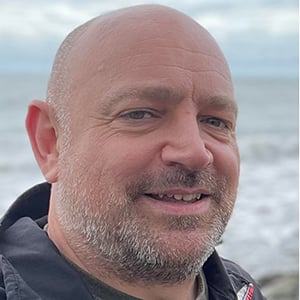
[{"xmin": 161, "ymin": 117, "xmax": 213, "ymax": 170}]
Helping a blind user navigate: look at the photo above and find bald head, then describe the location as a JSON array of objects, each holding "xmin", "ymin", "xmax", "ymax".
[{"xmin": 47, "ymin": 4, "xmax": 232, "ymax": 136}]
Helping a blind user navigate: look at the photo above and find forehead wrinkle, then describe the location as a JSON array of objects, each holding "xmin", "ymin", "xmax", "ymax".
[{"xmin": 139, "ymin": 85, "xmax": 182, "ymax": 102}]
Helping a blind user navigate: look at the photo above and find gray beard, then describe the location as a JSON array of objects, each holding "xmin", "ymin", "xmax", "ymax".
[
  {"xmin": 56, "ymin": 166, "xmax": 234, "ymax": 285},
  {"xmin": 75, "ymin": 209, "xmax": 225, "ymax": 284}
]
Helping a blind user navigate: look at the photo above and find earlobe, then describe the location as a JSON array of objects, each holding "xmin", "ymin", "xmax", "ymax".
[{"xmin": 26, "ymin": 100, "xmax": 59, "ymax": 183}]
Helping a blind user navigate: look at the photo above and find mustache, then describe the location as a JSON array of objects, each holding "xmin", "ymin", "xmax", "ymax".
[{"xmin": 126, "ymin": 166, "xmax": 226, "ymax": 198}]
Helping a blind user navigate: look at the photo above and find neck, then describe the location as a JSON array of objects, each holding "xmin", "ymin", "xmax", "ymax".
[
  {"xmin": 92, "ymin": 273, "xmax": 199, "ymax": 300},
  {"xmin": 78, "ymin": 260, "xmax": 199, "ymax": 300}
]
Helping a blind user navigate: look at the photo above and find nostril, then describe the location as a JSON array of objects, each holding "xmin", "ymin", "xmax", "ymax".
[
  {"xmin": 204, "ymin": 147, "xmax": 214, "ymax": 165},
  {"xmin": 161, "ymin": 142, "xmax": 213, "ymax": 170}
]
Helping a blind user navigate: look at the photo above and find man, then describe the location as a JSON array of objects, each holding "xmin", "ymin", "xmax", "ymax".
[{"xmin": 0, "ymin": 4, "xmax": 264, "ymax": 300}]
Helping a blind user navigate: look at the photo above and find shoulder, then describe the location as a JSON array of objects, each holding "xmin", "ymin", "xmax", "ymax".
[
  {"xmin": 222, "ymin": 257, "xmax": 254, "ymax": 282},
  {"xmin": 0, "ymin": 255, "xmax": 41, "ymax": 299},
  {"xmin": 203, "ymin": 251, "xmax": 265, "ymax": 299},
  {"xmin": 221, "ymin": 257, "xmax": 266, "ymax": 300}
]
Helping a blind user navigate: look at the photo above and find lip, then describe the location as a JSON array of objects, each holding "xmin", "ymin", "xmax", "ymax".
[
  {"xmin": 139, "ymin": 189, "xmax": 211, "ymax": 215},
  {"xmin": 148, "ymin": 188, "xmax": 210, "ymax": 195}
]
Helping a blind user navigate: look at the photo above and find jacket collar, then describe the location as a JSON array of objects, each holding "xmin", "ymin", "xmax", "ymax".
[
  {"xmin": 203, "ymin": 251, "xmax": 237, "ymax": 300},
  {"xmin": 0, "ymin": 182, "xmax": 51, "ymax": 233},
  {"xmin": 0, "ymin": 217, "xmax": 94, "ymax": 299}
]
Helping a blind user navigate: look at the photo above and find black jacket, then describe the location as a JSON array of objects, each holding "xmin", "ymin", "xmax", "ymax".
[{"xmin": 0, "ymin": 183, "xmax": 265, "ymax": 300}]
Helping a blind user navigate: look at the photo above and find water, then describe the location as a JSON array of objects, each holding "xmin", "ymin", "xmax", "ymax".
[
  {"xmin": 219, "ymin": 78, "xmax": 298, "ymax": 280},
  {"xmin": 0, "ymin": 75, "xmax": 298, "ymax": 281}
]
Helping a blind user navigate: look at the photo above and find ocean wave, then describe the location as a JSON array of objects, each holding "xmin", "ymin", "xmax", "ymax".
[{"xmin": 238, "ymin": 133, "xmax": 298, "ymax": 162}]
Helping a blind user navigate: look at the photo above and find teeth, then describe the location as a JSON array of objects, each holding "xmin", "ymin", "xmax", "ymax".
[
  {"xmin": 155, "ymin": 193, "xmax": 203, "ymax": 202},
  {"xmin": 174, "ymin": 194, "xmax": 183, "ymax": 200},
  {"xmin": 182, "ymin": 194, "xmax": 194, "ymax": 201}
]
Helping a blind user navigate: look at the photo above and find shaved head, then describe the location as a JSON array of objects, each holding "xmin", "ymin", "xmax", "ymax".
[
  {"xmin": 46, "ymin": 4, "xmax": 231, "ymax": 139},
  {"xmin": 46, "ymin": 18, "xmax": 94, "ymax": 140}
]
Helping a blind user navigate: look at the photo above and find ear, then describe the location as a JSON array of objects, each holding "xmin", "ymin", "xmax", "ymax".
[{"xmin": 26, "ymin": 100, "xmax": 59, "ymax": 183}]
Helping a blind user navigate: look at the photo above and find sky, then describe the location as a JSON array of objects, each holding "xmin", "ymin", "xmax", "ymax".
[{"xmin": 0, "ymin": 0, "xmax": 298, "ymax": 78}]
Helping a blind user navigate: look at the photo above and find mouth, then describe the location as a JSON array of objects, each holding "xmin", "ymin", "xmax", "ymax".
[{"xmin": 144, "ymin": 192, "xmax": 209, "ymax": 204}]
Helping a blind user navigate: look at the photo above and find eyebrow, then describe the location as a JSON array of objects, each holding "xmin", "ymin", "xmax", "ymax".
[
  {"xmin": 103, "ymin": 85, "xmax": 182, "ymax": 113},
  {"xmin": 200, "ymin": 95, "xmax": 238, "ymax": 117},
  {"xmin": 102, "ymin": 85, "xmax": 237, "ymax": 116}
]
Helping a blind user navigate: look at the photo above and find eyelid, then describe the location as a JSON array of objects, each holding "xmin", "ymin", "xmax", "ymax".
[
  {"xmin": 119, "ymin": 108, "xmax": 161, "ymax": 120},
  {"xmin": 199, "ymin": 116, "xmax": 234, "ymax": 130}
]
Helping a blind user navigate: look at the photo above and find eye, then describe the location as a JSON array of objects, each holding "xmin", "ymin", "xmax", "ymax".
[
  {"xmin": 121, "ymin": 110, "xmax": 155, "ymax": 120},
  {"xmin": 202, "ymin": 117, "xmax": 229, "ymax": 129}
]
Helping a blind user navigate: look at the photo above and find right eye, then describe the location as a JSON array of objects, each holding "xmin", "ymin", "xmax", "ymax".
[{"xmin": 121, "ymin": 110, "xmax": 155, "ymax": 120}]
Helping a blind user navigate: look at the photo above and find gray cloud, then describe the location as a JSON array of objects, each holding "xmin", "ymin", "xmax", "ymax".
[{"xmin": 0, "ymin": 0, "xmax": 298, "ymax": 77}]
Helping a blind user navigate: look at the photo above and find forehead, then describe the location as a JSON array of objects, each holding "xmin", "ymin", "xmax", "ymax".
[
  {"xmin": 67, "ymin": 9, "xmax": 234, "ymax": 112},
  {"xmin": 69, "ymin": 7, "xmax": 231, "ymax": 79}
]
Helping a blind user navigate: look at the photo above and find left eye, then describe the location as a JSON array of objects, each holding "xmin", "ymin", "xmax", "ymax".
[
  {"xmin": 203, "ymin": 117, "xmax": 228, "ymax": 128},
  {"xmin": 122, "ymin": 110, "xmax": 154, "ymax": 120}
]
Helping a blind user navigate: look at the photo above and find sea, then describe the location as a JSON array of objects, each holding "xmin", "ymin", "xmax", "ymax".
[{"xmin": 0, "ymin": 75, "xmax": 298, "ymax": 282}]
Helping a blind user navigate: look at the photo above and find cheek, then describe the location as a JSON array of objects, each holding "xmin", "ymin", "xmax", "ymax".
[
  {"xmin": 84, "ymin": 136, "xmax": 160, "ymax": 179},
  {"xmin": 212, "ymin": 143, "xmax": 240, "ymax": 185}
]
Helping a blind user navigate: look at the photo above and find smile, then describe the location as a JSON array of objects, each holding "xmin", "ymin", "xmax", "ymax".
[{"xmin": 145, "ymin": 193, "xmax": 208, "ymax": 203}]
